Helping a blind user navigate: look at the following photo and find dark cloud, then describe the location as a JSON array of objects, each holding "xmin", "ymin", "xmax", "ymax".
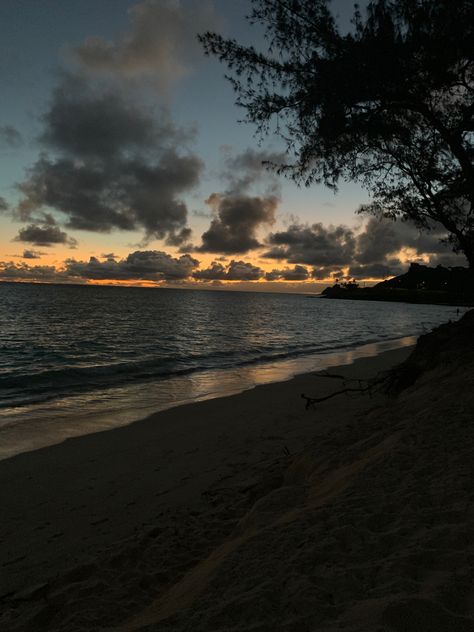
[
  {"xmin": 0, "ymin": 262, "xmax": 70, "ymax": 282},
  {"xmin": 0, "ymin": 249, "xmax": 199, "ymax": 284},
  {"xmin": 355, "ymin": 218, "xmax": 450, "ymax": 264},
  {"xmin": 221, "ymin": 260, "xmax": 264, "ymax": 281},
  {"xmin": 16, "ymin": 72, "xmax": 202, "ymax": 244},
  {"xmin": 0, "ymin": 125, "xmax": 22, "ymax": 149},
  {"xmin": 192, "ymin": 262, "xmax": 227, "ymax": 280},
  {"xmin": 262, "ymin": 218, "xmax": 465, "ymax": 280},
  {"xmin": 426, "ymin": 252, "xmax": 468, "ymax": 267},
  {"xmin": 355, "ymin": 219, "xmax": 402, "ymax": 264},
  {"xmin": 75, "ymin": 0, "xmax": 220, "ymax": 93},
  {"xmin": 14, "ymin": 222, "xmax": 77, "ymax": 248},
  {"xmin": 265, "ymin": 265, "xmax": 310, "ymax": 281},
  {"xmin": 22, "ymin": 249, "xmax": 44, "ymax": 259},
  {"xmin": 311, "ymin": 267, "xmax": 342, "ymax": 280},
  {"xmin": 348, "ymin": 261, "xmax": 404, "ymax": 280},
  {"xmin": 194, "ymin": 147, "xmax": 285, "ymax": 255},
  {"xmin": 165, "ymin": 227, "xmax": 193, "ymax": 247},
  {"xmin": 65, "ymin": 250, "xmax": 198, "ymax": 281},
  {"xmin": 41, "ymin": 74, "xmax": 158, "ymax": 158},
  {"xmin": 0, "ymin": 197, "xmax": 8, "ymax": 212},
  {"xmin": 193, "ymin": 260, "xmax": 263, "ymax": 281},
  {"xmin": 260, "ymin": 246, "xmax": 287, "ymax": 260},
  {"xmin": 264, "ymin": 223, "xmax": 356, "ymax": 266},
  {"xmin": 222, "ymin": 148, "xmax": 287, "ymax": 195},
  {"xmin": 198, "ymin": 193, "xmax": 277, "ymax": 254}
]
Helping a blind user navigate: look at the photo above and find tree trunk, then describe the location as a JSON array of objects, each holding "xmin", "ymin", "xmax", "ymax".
[{"xmin": 457, "ymin": 235, "xmax": 474, "ymax": 271}]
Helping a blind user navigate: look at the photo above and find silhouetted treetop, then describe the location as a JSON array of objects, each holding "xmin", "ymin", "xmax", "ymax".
[{"xmin": 200, "ymin": 0, "xmax": 474, "ymax": 267}]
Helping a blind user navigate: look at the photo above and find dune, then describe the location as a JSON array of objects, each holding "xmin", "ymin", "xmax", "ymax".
[{"xmin": 2, "ymin": 312, "xmax": 474, "ymax": 630}]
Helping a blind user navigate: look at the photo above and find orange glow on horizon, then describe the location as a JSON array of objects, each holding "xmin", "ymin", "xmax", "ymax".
[{"xmin": 0, "ymin": 240, "xmax": 414, "ymax": 290}]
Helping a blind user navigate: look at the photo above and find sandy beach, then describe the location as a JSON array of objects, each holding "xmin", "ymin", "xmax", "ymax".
[{"xmin": 2, "ymin": 314, "xmax": 474, "ymax": 631}]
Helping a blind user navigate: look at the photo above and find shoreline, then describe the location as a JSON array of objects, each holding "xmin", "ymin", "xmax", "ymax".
[
  {"xmin": 321, "ymin": 289, "xmax": 473, "ymax": 307},
  {"xmin": 1, "ymin": 343, "xmax": 412, "ymax": 629},
  {"xmin": 0, "ymin": 334, "xmax": 416, "ymax": 461}
]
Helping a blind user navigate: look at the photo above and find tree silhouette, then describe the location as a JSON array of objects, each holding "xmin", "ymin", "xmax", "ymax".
[{"xmin": 200, "ymin": 1, "xmax": 474, "ymax": 267}]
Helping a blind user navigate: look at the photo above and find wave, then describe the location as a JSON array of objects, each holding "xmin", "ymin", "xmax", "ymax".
[
  {"xmin": 0, "ymin": 333, "xmax": 401, "ymax": 409},
  {"xmin": 0, "ymin": 282, "xmax": 457, "ymax": 412}
]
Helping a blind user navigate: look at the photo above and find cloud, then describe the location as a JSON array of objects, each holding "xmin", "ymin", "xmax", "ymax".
[
  {"xmin": 311, "ymin": 267, "xmax": 342, "ymax": 280},
  {"xmin": 65, "ymin": 250, "xmax": 198, "ymax": 281},
  {"xmin": 194, "ymin": 147, "xmax": 284, "ymax": 255},
  {"xmin": 348, "ymin": 261, "xmax": 404, "ymax": 280},
  {"xmin": 0, "ymin": 197, "xmax": 8, "ymax": 212},
  {"xmin": 261, "ymin": 218, "xmax": 466, "ymax": 280},
  {"xmin": 221, "ymin": 148, "xmax": 287, "ymax": 195},
  {"xmin": 75, "ymin": 0, "xmax": 220, "ymax": 93},
  {"xmin": 265, "ymin": 265, "xmax": 310, "ymax": 281},
  {"xmin": 14, "ymin": 222, "xmax": 78, "ymax": 248},
  {"xmin": 16, "ymin": 72, "xmax": 202, "ymax": 244},
  {"xmin": 0, "ymin": 262, "xmax": 70, "ymax": 282},
  {"xmin": 193, "ymin": 260, "xmax": 263, "ymax": 281},
  {"xmin": 197, "ymin": 193, "xmax": 277, "ymax": 254},
  {"xmin": 40, "ymin": 74, "xmax": 162, "ymax": 158},
  {"xmin": 426, "ymin": 252, "xmax": 468, "ymax": 267},
  {"xmin": 263, "ymin": 223, "xmax": 356, "ymax": 266},
  {"xmin": 355, "ymin": 217, "xmax": 451, "ymax": 264},
  {"xmin": 0, "ymin": 125, "xmax": 22, "ymax": 149},
  {"xmin": 0, "ymin": 249, "xmax": 199, "ymax": 284},
  {"xmin": 260, "ymin": 246, "xmax": 287, "ymax": 260},
  {"xmin": 22, "ymin": 249, "xmax": 44, "ymax": 259},
  {"xmin": 355, "ymin": 218, "xmax": 404, "ymax": 264}
]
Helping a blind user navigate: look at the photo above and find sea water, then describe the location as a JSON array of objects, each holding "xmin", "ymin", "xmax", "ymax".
[{"xmin": 0, "ymin": 282, "xmax": 462, "ymax": 458}]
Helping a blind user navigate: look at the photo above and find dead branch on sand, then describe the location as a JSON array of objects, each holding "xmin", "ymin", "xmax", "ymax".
[{"xmin": 301, "ymin": 370, "xmax": 392, "ymax": 410}]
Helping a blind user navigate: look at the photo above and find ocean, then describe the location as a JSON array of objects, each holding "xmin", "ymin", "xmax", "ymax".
[{"xmin": 0, "ymin": 282, "xmax": 461, "ymax": 459}]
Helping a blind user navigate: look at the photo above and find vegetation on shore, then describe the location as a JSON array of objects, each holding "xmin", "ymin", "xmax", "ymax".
[{"xmin": 322, "ymin": 263, "xmax": 474, "ymax": 306}]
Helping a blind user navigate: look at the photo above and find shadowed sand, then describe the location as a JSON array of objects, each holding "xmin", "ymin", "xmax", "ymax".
[{"xmin": 1, "ymin": 318, "xmax": 474, "ymax": 631}]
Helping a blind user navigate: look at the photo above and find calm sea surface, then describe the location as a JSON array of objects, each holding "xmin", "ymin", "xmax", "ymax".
[{"xmin": 0, "ymin": 282, "xmax": 462, "ymax": 458}]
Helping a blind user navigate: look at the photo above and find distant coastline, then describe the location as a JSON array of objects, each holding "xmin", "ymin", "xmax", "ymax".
[
  {"xmin": 322, "ymin": 263, "xmax": 474, "ymax": 306},
  {"xmin": 321, "ymin": 287, "xmax": 473, "ymax": 307}
]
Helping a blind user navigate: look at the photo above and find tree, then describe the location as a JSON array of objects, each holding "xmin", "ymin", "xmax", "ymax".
[{"xmin": 199, "ymin": 1, "xmax": 474, "ymax": 267}]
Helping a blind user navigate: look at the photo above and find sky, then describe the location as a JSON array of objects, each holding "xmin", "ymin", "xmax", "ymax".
[{"xmin": 0, "ymin": 0, "xmax": 466, "ymax": 293}]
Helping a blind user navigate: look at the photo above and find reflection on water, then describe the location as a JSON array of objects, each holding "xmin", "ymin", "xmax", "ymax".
[
  {"xmin": 0, "ymin": 335, "xmax": 416, "ymax": 461},
  {"xmin": 1, "ymin": 282, "xmax": 463, "ymax": 460}
]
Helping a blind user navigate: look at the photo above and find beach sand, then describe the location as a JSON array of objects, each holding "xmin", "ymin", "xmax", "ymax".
[{"xmin": 1, "ymin": 320, "xmax": 474, "ymax": 631}]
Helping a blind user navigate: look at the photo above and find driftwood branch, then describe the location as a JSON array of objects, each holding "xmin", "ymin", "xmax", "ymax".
[{"xmin": 301, "ymin": 370, "xmax": 392, "ymax": 410}]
